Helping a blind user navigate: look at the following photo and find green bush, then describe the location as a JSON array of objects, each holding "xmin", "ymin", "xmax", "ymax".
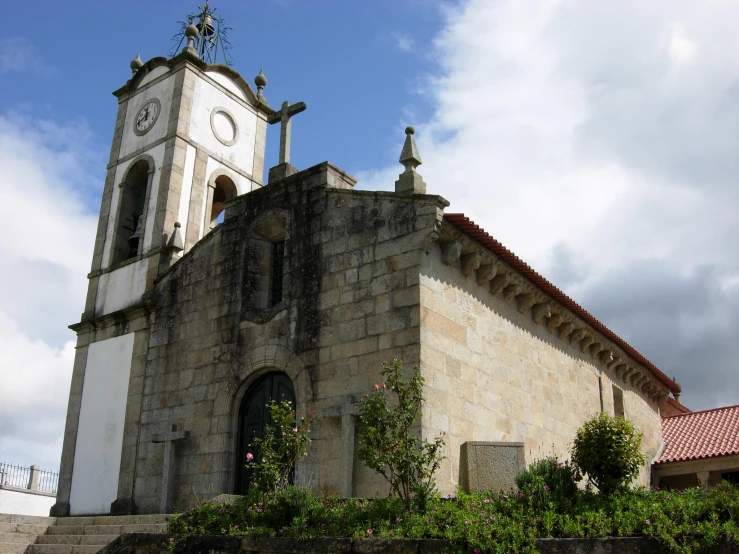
[
  {"xmin": 515, "ymin": 457, "xmax": 580, "ymax": 509},
  {"xmin": 356, "ymin": 358, "xmax": 445, "ymax": 510},
  {"xmin": 244, "ymin": 399, "xmax": 315, "ymax": 494},
  {"xmin": 571, "ymin": 412, "xmax": 646, "ymax": 495},
  {"xmin": 169, "ymin": 482, "xmax": 739, "ymax": 553}
]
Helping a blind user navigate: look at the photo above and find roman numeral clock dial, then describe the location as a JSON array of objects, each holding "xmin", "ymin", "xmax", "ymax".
[{"xmin": 134, "ymin": 99, "xmax": 161, "ymax": 136}]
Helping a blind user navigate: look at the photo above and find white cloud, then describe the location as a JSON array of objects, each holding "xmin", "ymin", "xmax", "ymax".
[
  {"xmin": 358, "ymin": 0, "xmax": 739, "ymax": 410},
  {"xmin": 0, "ymin": 112, "xmax": 99, "ymax": 468},
  {"xmin": 666, "ymin": 22, "xmax": 697, "ymax": 65},
  {"xmin": 391, "ymin": 32, "xmax": 415, "ymax": 53},
  {"xmin": 0, "ymin": 38, "xmax": 55, "ymax": 76}
]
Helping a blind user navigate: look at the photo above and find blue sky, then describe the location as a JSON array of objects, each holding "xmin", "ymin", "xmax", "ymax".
[
  {"xmin": 2, "ymin": 0, "xmax": 739, "ymax": 470},
  {"xmin": 0, "ymin": 0, "xmax": 442, "ymax": 191}
]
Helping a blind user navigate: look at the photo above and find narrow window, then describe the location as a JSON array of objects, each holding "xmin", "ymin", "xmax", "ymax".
[
  {"xmin": 270, "ymin": 240, "xmax": 285, "ymax": 305},
  {"xmin": 612, "ymin": 385, "xmax": 625, "ymax": 418}
]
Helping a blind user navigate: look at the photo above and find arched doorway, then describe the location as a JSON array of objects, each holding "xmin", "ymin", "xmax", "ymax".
[{"xmin": 234, "ymin": 371, "xmax": 296, "ymax": 494}]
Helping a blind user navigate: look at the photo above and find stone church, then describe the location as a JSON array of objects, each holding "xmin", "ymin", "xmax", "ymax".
[{"xmin": 51, "ymin": 18, "xmax": 681, "ymax": 517}]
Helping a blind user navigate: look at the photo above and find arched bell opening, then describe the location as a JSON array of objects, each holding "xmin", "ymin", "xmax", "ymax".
[
  {"xmin": 112, "ymin": 159, "xmax": 151, "ymax": 265},
  {"xmin": 210, "ymin": 174, "xmax": 237, "ymax": 228},
  {"xmin": 233, "ymin": 371, "xmax": 296, "ymax": 494}
]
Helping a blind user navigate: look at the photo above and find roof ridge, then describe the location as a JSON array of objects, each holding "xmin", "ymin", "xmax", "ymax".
[{"xmin": 662, "ymin": 403, "xmax": 739, "ymax": 419}]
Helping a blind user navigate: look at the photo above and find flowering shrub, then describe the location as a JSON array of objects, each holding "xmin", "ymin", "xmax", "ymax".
[
  {"xmin": 572, "ymin": 413, "xmax": 646, "ymax": 495},
  {"xmin": 515, "ymin": 457, "xmax": 580, "ymax": 510},
  {"xmin": 169, "ymin": 483, "xmax": 739, "ymax": 553},
  {"xmin": 356, "ymin": 358, "xmax": 445, "ymax": 509},
  {"xmin": 245, "ymin": 399, "xmax": 315, "ymax": 493}
]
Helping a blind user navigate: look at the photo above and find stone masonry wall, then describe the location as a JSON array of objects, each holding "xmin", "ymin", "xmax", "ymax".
[
  {"xmin": 418, "ymin": 243, "xmax": 663, "ymax": 496},
  {"xmin": 132, "ymin": 162, "xmax": 445, "ymax": 512}
]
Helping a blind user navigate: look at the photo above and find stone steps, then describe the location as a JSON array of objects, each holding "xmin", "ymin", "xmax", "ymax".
[
  {"xmin": 0, "ymin": 515, "xmax": 56, "ymax": 554},
  {"xmin": 0, "ymin": 513, "xmax": 171, "ymax": 554},
  {"xmin": 36, "ymin": 536, "xmax": 118, "ymax": 546}
]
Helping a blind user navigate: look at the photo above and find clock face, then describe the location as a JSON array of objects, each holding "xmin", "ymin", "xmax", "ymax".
[{"xmin": 134, "ymin": 99, "xmax": 160, "ymax": 135}]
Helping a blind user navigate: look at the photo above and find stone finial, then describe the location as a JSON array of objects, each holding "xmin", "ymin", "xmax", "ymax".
[
  {"xmin": 184, "ymin": 23, "xmax": 199, "ymax": 56},
  {"xmin": 395, "ymin": 126, "xmax": 426, "ymax": 194},
  {"xmin": 166, "ymin": 222, "xmax": 185, "ymax": 253},
  {"xmin": 130, "ymin": 53, "xmax": 144, "ymax": 75},
  {"xmin": 254, "ymin": 69, "xmax": 267, "ymax": 102}
]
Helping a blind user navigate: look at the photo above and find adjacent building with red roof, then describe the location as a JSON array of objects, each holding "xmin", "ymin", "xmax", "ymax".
[{"xmin": 654, "ymin": 404, "xmax": 739, "ymax": 488}]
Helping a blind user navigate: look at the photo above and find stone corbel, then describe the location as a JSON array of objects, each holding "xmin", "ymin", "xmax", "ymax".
[
  {"xmin": 600, "ymin": 350, "xmax": 614, "ymax": 365},
  {"xmin": 614, "ymin": 363, "xmax": 629, "ymax": 379},
  {"xmin": 423, "ymin": 221, "xmax": 442, "ymax": 250},
  {"xmin": 621, "ymin": 365, "xmax": 636, "ymax": 382},
  {"xmin": 461, "ymin": 251, "xmax": 481, "ymax": 276},
  {"xmin": 607, "ymin": 355, "xmax": 623, "ymax": 371},
  {"xmin": 642, "ymin": 381, "xmax": 656, "ymax": 395},
  {"xmin": 559, "ymin": 321, "xmax": 574, "ymax": 340},
  {"xmin": 580, "ymin": 335, "xmax": 595, "ymax": 352},
  {"xmin": 546, "ymin": 313, "xmax": 566, "ymax": 333},
  {"xmin": 630, "ymin": 370, "xmax": 646, "ymax": 387},
  {"xmin": 517, "ymin": 293, "xmax": 538, "ymax": 313},
  {"xmin": 503, "ymin": 284, "xmax": 522, "ymax": 302},
  {"xmin": 570, "ymin": 328, "xmax": 587, "ymax": 346},
  {"xmin": 590, "ymin": 342, "xmax": 604, "ymax": 359},
  {"xmin": 440, "ymin": 240, "xmax": 462, "ymax": 266},
  {"xmin": 477, "ymin": 262, "xmax": 499, "ymax": 286},
  {"xmin": 490, "ymin": 273, "xmax": 511, "ymax": 294},
  {"xmin": 532, "ymin": 302, "xmax": 551, "ymax": 323}
]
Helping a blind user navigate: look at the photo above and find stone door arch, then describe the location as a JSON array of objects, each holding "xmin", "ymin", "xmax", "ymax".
[{"xmin": 234, "ymin": 371, "xmax": 296, "ymax": 494}]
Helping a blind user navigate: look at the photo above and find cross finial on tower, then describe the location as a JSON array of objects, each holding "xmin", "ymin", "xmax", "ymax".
[
  {"xmin": 395, "ymin": 126, "xmax": 426, "ymax": 194},
  {"xmin": 267, "ymin": 100, "xmax": 307, "ymax": 182}
]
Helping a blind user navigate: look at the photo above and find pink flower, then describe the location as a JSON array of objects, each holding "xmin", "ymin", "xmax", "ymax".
[
  {"xmin": 246, "ymin": 453, "xmax": 254, "ymax": 462},
  {"xmin": 373, "ymin": 384, "xmax": 379, "ymax": 390},
  {"xmin": 367, "ymin": 528, "xmax": 373, "ymax": 534},
  {"xmin": 382, "ymin": 383, "xmax": 386, "ymax": 388},
  {"xmin": 233, "ymin": 525, "xmax": 239, "ymax": 529},
  {"xmin": 474, "ymin": 549, "xmax": 481, "ymax": 553}
]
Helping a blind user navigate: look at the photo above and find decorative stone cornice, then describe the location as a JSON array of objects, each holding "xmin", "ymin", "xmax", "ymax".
[{"xmin": 430, "ymin": 221, "xmax": 672, "ymax": 403}]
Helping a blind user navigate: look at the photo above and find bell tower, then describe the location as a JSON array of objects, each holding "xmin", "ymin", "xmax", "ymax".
[
  {"xmin": 52, "ymin": 7, "xmax": 274, "ymax": 516},
  {"xmin": 81, "ymin": 19, "xmax": 272, "ymax": 321}
]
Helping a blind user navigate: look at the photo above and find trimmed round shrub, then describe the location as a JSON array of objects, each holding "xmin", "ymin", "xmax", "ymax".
[{"xmin": 572, "ymin": 412, "xmax": 646, "ymax": 495}]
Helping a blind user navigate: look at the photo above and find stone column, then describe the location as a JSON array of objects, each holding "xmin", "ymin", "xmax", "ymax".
[
  {"xmin": 28, "ymin": 465, "xmax": 40, "ymax": 491},
  {"xmin": 697, "ymin": 471, "xmax": 711, "ymax": 488},
  {"xmin": 319, "ymin": 396, "xmax": 360, "ymax": 498}
]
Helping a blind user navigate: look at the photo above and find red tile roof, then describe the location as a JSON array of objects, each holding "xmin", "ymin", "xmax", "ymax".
[
  {"xmin": 657, "ymin": 404, "xmax": 739, "ymax": 464},
  {"xmin": 444, "ymin": 213, "xmax": 677, "ymax": 391}
]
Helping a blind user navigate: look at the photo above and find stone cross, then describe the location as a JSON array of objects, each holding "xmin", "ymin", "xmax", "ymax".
[
  {"xmin": 319, "ymin": 395, "xmax": 360, "ymax": 497},
  {"xmin": 267, "ymin": 100, "xmax": 307, "ymax": 166},
  {"xmin": 152, "ymin": 424, "xmax": 189, "ymax": 513}
]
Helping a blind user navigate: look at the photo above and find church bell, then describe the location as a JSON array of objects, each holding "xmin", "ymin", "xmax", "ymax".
[{"xmin": 128, "ymin": 215, "xmax": 142, "ymax": 257}]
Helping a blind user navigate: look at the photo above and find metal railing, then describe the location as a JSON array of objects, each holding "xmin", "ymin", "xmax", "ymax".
[{"xmin": 0, "ymin": 462, "xmax": 59, "ymax": 494}]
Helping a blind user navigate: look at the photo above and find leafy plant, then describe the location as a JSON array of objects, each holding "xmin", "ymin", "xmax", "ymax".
[
  {"xmin": 571, "ymin": 412, "xmax": 646, "ymax": 495},
  {"xmin": 516, "ymin": 456, "xmax": 580, "ymax": 510},
  {"xmin": 245, "ymin": 399, "xmax": 315, "ymax": 493},
  {"xmin": 169, "ymin": 482, "xmax": 739, "ymax": 554},
  {"xmin": 356, "ymin": 358, "xmax": 445, "ymax": 509}
]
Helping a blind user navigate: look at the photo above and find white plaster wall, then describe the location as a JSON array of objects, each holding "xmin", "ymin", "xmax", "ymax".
[
  {"xmin": 189, "ymin": 75, "xmax": 257, "ymax": 174},
  {"xmin": 69, "ymin": 333, "xmax": 135, "ymax": 515},
  {"xmin": 0, "ymin": 488, "xmax": 55, "ymax": 517},
  {"xmin": 101, "ymin": 142, "xmax": 166, "ymax": 267},
  {"xmin": 206, "ymin": 71, "xmax": 246, "ymax": 101},
  {"xmin": 119, "ymin": 75, "xmax": 175, "ymax": 159},
  {"xmin": 137, "ymin": 66, "xmax": 170, "ymax": 89},
  {"xmin": 94, "ymin": 257, "xmax": 149, "ymax": 316},
  {"xmin": 177, "ymin": 144, "xmax": 197, "ymax": 244}
]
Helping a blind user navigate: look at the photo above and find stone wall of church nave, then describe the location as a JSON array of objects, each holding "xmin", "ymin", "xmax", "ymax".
[{"xmin": 419, "ymin": 249, "xmax": 662, "ymax": 496}]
